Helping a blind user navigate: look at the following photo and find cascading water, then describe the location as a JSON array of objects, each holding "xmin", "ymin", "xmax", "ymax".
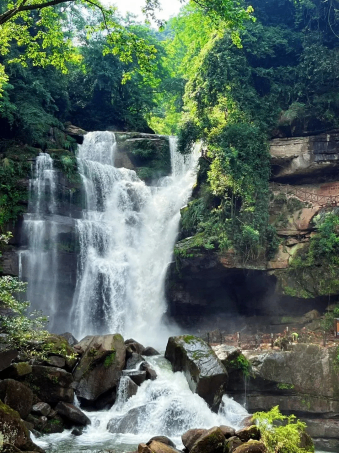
[
  {"xmin": 35, "ymin": 356, "xmax": 249, "ymax": 453},
  {"xmin": 70, "ymin": 131, "xmax": 197, "ymax": 345},
  {"xmin": 19, "ymin": 153, "xmax": 59, "ymax": 328}
]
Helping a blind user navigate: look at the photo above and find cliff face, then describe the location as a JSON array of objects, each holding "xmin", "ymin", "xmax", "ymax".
[{"xmin": 166, "ymin": 130, "xmax": 339, "ymax": 332}]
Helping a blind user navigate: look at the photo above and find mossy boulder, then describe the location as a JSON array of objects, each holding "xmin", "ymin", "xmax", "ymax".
[
  {"xmin": 182, "ymin": 428, "xmax": 208, "ymax": 451},
  {"xmin": 23, "ymin": 366, "xmax": 74, "ymax": 404},
  {"xmin": 0, "ymin": 379, "xmax": 33, "ymax": 419},
  {"xmin": 190, "ymin": 426, "xmax": 226, "ymax": 453},
  {"xmin": 233, "ymin": 440, "xmax": 267, "ymax": 452},
  {"xmin": 0, "ymin": 401, "xmax": 44, "ymax": 452},
  {"xmin": 235, "ymin": 426, "xmax": 261, "ymax": 443},
  {"xmin": 40, "ymin": 335, "xmax": 77, "ymax": 370},
  {"xmin": 165, "ymin": 335, "xmax": 228, "ymax": 411},
  {"xmin": 147, "ymin": 441, "xmax": 180, "ymax": 453},
  {"xmin": 0, "ymin": 362, "xmax": 32, "ymax": 379},
  {"xmin": 73, "ymin": 334, "xmax": 126, "ymax": 406}
]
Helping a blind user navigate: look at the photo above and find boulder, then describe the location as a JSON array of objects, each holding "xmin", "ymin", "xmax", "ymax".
[
  {"xmin": 42, "ymin": 415, "xmax": 65, "ymax": 434},
  {"xmin": 0, "ymin": 362, "xmax": 32, "ymax": 379},
  {"xmin": 125, "ymin": 339, "xmax": 145, "ymax": 355},
  {"xmin": 60, "ymin": 332, "xmax": 78, "ymax": 346},
  {"xmin": 0, "ymin": 349, "xmax": 18, "ymax": 372},
  {"xmin": 220, "ymin": 425, "xmax": 235, "ymax": 438},
  {"xmin": 45, "ymin": 356, "xmax": 66, "ymax": 368},
  {"xmin": 107, "ymin": 405, "xmax": 148, "ymax": 434},
  {"xmin": 55, "ymin": 402, "xmax": 91, "ymax": 426},
  {"xmin": 65, "ymin": 124, "xmax": 86, "ymax": 144},
  {"xmin": 0, "ymin": 379, "xmax": 33, "ymax": 419},
  {"xmin": 73, "ymin": 334, "xmax": 126, "ymax": 405},
  {"xmin": 32, "ymin": 402, "xmax": 52, "ymax": 417},
  {"xmin": 147, "ymin": 436, "xmax": 176, "ymax": 448},
  {"xmin": 140, "ymin": 362, "xmax": 157, "ymax": 381},
  {"xmin": 142, "ymin": 347, "xmax": 160, "ymax": 356},
  {"xmin": 117, "ymin": 376, "xmax": 138, "ymax": 400},
  {"xmin": 236, "ymin": 426, "xmax": 261, "ymax": 442},
  {"xmin": 212, "ymin": 345, "xmax": 242, "ymax": 369},
  {"xmin": 182, "ymin": 429, "xmax": 208, "ymax": 451},
  {"xmin": 138, "ymin": 444, "xmax": 152, "ymax": 453},
  {"xmin": 190, "ymin": 426, "xmax": 226, "ymax": 453},
  {"xmin": 147, "ymin": 440, "xmax": 180, "ymax": 453},
  {"xmin": 123, "ymin": 370, "xmax": 146, "ymax": 386},
  {"xmin": 0, "ymin": 401, "xmax": 44, "ymax": 452},
  {"xmin": 126, "ymin": 353, "xmax": 144, "ymax": 370},
  {"xmin": 226, "ymin": 436, "xmax": 243, "ymax": 451},
  {"xmin": 24, "ymin": 365, "xmax": 74, "ymax": 404},
  {"xmin": 165, "ymin": 336, "xmax": 228, "ymax": 411},
  {"xmin": 233, "ymin": 440, "xmax": 267, "ymax": 453},
  {"xmin": 93, "ymin": 388, "xmax": 116, "ymax": 410}
]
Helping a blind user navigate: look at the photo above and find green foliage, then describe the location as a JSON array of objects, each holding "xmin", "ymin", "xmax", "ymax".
[
  {"xmin": 0, "ymin": 275, "xmax": 49, "ymax": 349},
  {"xmin": 104, "ymin": 351, "xmax": 116, "ymax": 368},
  {"xmin": 228, "ymin": 354, "xmax": 251, "ymax": 377},
  {"xmin": 277, "ymin": 383, "xmax": 294, "ymax": 390},
  {"xmin": 321, "ymin": 307, "xmax": 339, "ymax": 333},
  {"xmin": 254, "ymin": 406, "xmax": 314, "ymax": 453},
  {"xmin": 287, "ymin": 211, "xmax": 339, "ymax": 297}
]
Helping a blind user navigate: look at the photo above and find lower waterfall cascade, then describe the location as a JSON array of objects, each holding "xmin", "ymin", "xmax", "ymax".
[{"xmin": 34, "ymin": 356, "xmax": 249, "ymax": 452}]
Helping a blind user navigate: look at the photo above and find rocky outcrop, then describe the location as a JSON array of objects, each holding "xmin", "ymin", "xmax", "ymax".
[
  {"xmin": 0, "ymin": 401, "xmax": 43, "ymax": 452},
  {"xmin": 0, "ymin": 379, "xmax": 33, "ymax": 419},
  {"xmin": 73, "ymin": 334, "xmax": 126, "ymax": 406},
  {"xmin": 114, "ymin": 133, "xmax": 170, "ymax": 182},
  {"xmin": 224, "ymin": 344, "xmax": 339, "ymax": 451},
  {"xmin": 165, "ymin": 335, "xmax": 228, "ymax": 411},
  {"xmin": 55, "ymin": 402, "xmax": 91, "ymax": 426},
  {"xmin": 270, "ymin": 130, "xmax": 339, "ymax": 181},
  {"xmin": 24, "ymin": 365, "xmax": 74, "ymax": 404}
]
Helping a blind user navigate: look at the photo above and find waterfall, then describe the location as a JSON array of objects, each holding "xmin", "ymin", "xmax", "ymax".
[
  {"xmin": 70, "ymin": 132, "xmax": 198, "ymax": 345},
  {"xmin": 20, "ymin": 153, "xmax": 59, "ymax": 328}
]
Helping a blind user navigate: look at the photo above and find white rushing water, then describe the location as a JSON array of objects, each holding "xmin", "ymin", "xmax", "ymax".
[
  {"xmin": 70, "ymin": 131, "xmax": 198, "ymax": 346},
  {"xmin": 20, "ymin": 153, "xmax": 59, "ymax": 329},
  {"xmin": 35, "ymin": 356, "xmax": 249, "ymax": 453}
]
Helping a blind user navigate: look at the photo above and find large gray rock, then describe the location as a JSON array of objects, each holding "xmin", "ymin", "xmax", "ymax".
[
  {"xmin": 212, "ymin": 345, "xmax": 242, "ymax": 368},
  {"xmin": 0, "ymin": 379, "xmax": 33, "ymax": 419},
  {"xmin": 190, "ymin": 426, "xmax": 226, "ymax": 453},
  {"xmin": 165, "ymin": 335, "xmax": 228, "ymax": 411},
  {"xmin": 107, "ymin": 405, "xmax": 148, "ymax": 434},
  {"xmin": 270, "ymin": 131, "xmax": 339, "ymax": 179},
  {"xmin": 73, "ymin": 334, "xmax": 126, "ymax": 405},
  {"xmin": 55, "ymin": 402, "xmax": 91, "ymax": 426},
  {"xmin": 24, "ymin": 365, "xmax": 74, "ymax": 404},
  {"xmin": 242, "ymin": 344, "xmax": 339, "ymax": 414}
]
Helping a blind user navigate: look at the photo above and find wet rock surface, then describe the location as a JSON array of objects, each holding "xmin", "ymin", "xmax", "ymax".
[
  {"xmin": 73, "ymin": 334, "xmax": 126, "ymax": 406},
  {"xmin": 165, "ymin": 335, "xmax": 228, "ymax": 411}
]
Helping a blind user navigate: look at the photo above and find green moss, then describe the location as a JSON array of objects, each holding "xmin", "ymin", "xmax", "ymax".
[
  {"xmin": 104, "ymin": 351, "xmax": 116, "ymax": 368},
  {"xmin": 277, "ymin": 383, "xmax": 294, "ymax": 390},
  {"xmin": 15, "ymin": 362, "xmax": 32, "ymax": 376}
]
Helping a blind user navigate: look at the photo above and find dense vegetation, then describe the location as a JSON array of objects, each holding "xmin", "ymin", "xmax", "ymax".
[{"xmin": 0, "ymin": 0, "xmax": 338, "ymax": 264}]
